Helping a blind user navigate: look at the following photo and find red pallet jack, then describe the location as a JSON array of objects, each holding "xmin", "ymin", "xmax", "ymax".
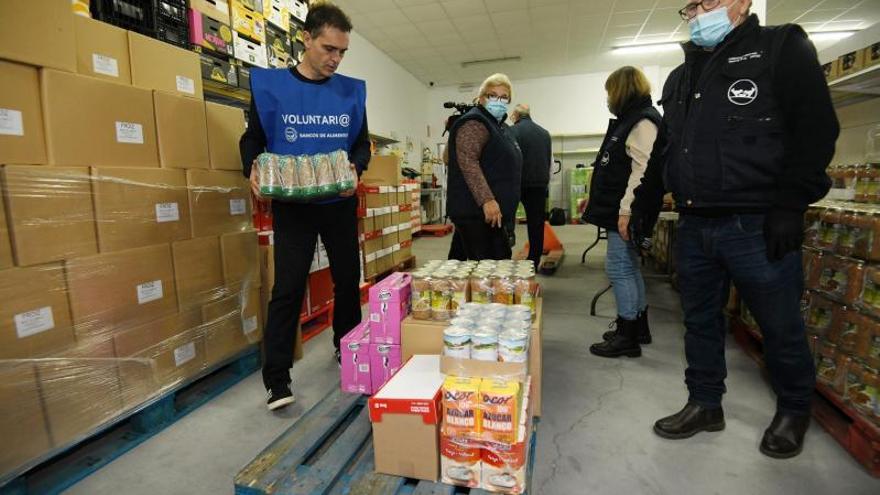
[{"xmin": 515, "ymin": 222, "xmax": 565, "ymax": 274}]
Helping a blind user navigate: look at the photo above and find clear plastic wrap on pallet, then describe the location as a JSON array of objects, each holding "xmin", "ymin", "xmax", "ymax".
[
  {"xmin": 255, "ymin": 150, "xmax": 355, "ymax": 202},
  {"xmin": 0, "ymin": 165, "xmax": 263, "ymax": 480}
]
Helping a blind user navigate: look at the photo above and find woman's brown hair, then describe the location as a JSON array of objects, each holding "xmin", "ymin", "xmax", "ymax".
[{"xmin": 605, "ymin": 66, "xmax": 652, "ymax": 116}]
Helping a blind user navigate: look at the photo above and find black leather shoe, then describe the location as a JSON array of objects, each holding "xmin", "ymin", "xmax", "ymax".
[
  {"xmin": 760, "ymin": 413, "xmax": 810, "ymax": 459},
  {"xmin": 591, "ymin": 317, "xmax": 641, "ymax": 358},
  {"xmin": 654, "ymin": 403, "xmax": 725, "ymax": 439},
  {"xmin": 602, "ymin": 308, "xmax": 652, "ymax": 345}
]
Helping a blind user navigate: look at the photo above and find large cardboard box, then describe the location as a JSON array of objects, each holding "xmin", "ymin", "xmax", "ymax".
[
  {"xmin": 369, "ymin": 355, "xmax": 444, "ymax": 482},
  {"xmin": 0, "ymin": 363, "xmax": 53, "ymax": 475},
  {"xmin": 37, "ymin": 356, "xmax": 124, "ymax": 448},
  {"xmin": 259, "ymin": 242, "xmax": 302, "ymax": 359},
  {"xmin": 191, "ymin": 0, "xmax": 232, "ymax": 23},
  {"xmin": 401, "ymin": 298, "xmax": 544, "ymax": 416},
  {"xmin": 0, "ymin": 187, "xmax": 11, "ymax": 269},
  {"xmin": 66, "ymin": 244, "xmax": 179, "ymax": 341},
  {"xmin": 221, "ymin": 230, "xmax": 261, "ymax": 288},
  {"xmin": 243, "ymin": 286, "xmax": 263, "ymax": 343},
  {"xmin": 0, "ymin": 61, "xmax": 48, "ymax": 165},
  {"xmin": 362, "ymin": 156, "xmax": 402, "ymax": 186},
  {"xmin": 41, "ymin": 69, "xmax": 159, "ymax": 168},
  {"xmin": 187, "ymin": 170, "xmax": 252, "ymax": 237},
  {"xmin": 0, "ymin": 0, "xmax": 76, "ymax": 72},
  {"xmin": 0, "ymin": 263, "xmax": 76, "ymax": 359},
  {"xmin": 129, "ymin": 32, "xmax": 204, "ymax": 99},
  {"xmin": 2, "ymin": 165, "xmax": 98, "ymax": 266},
  {"xmin": 173, "ymin": 236, "xmax": 225, "ymax": 309},
  {"xmin": 74, "ymin": 16, "xmax": 131, "ymax": 84},
  {"xmin": 154, "ymin": 91, "xmax": 211, "ymax": 169},
  {"xmin": 206, "ymin": 102, "xmax": 246, "ymax": 171},
  {"xmin": 202, "ymin": 293, "xmax": 248, "ymax": 366},
  {"xmin": 132, "ymin": 328, "xmax": 207, "ymax": 388},
  {"xmin": 92, "ymin": 167, "xmax": 192, "ymax": 252}
]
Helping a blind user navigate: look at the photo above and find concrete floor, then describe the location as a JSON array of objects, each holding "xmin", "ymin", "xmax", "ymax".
[{"xmin": 67, "ymin": 225, "xmax": 880, "ymax": 494}]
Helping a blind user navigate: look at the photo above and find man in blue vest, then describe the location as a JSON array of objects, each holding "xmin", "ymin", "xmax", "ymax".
[{"xmin": 239, "ymin": 2, "xmax": 370, "ymax": 411}]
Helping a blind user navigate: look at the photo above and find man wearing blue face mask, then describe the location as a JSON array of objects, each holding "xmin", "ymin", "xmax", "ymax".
[
  {"xmin": 629, "ymin": 0, "xmax": 839, "ymax": 458},
  {"xmin": 446, "ymin": 74, "xmax": 523, "ymax": 260}
]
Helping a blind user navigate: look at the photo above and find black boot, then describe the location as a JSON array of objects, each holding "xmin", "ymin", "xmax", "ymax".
[
  {"xmin": 590, "ymin": 317, "xmax": 641, "ymax": 358},
  {"xmin": 654, "ymin": 403, "xmax": 725, "ymax": 439},
  {"xmin": 760, "ymin": 413, "xmax": 810, "ymax": 459},
  {"xmin": 603, "ymin": 308, "xmax": 652, "ymax": 344}
]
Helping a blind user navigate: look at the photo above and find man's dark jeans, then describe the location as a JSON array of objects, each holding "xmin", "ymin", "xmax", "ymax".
[{"xmin": 676, "ymin": 213, "xmax": 814, "ymax": 415}]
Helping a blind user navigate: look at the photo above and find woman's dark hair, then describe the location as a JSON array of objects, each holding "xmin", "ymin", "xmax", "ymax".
[{"xmin": 304, "ymin": 2, "xmax": 353, "ymax": 38}]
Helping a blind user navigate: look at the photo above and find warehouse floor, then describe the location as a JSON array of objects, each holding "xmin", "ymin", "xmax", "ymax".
[{"xmin": 66, "ymin": 225, "xmax": 879, "ymax": 494}]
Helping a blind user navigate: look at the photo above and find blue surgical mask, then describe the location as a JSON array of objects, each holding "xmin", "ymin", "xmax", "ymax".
[
  {"xmin": 689, "ymin": 7, "xmax": 735, "ymax": 48},
  {"xmin": 485, "ymin": 100, "xmax": 508, "ymax": 121}
]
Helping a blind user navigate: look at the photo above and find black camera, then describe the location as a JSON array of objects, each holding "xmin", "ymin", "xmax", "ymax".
[{"xmin": 443, "ymin": 101, "xmax": 476, "ymax": 135}]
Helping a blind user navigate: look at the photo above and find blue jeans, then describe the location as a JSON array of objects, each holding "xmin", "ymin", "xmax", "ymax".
[
  {"xmin": 676, "ymin": 214, "xmax": 815, "ymax": 415},
  {"xmin": 606, "ymin": 230, "xmax": 646, "ymax": 321}
]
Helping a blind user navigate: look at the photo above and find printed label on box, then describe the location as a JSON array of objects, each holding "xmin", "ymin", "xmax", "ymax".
[
  {"xmin": 14, "ymin": 307, "xmax": 55, "ymax": 339},
  {"xmin": 174, "ymin": 342, "xmax": 196, "ymax": 367},
  {"xmin": 92, "ymin": 53, "xmax": 119, "ymax": 77},
  {"xmin": 0, "ymin": 108, "xmax": 24, "ymax": 136},
  {"xmin": 155, "ymin": 202, "xmax": 180, "ymax": 223},
  {"xmin": 137, "ymin": 280, "xmax": 164, "ymax": 304},
  {"xmin": 243, "ymin": 316, "xmax": 258, "ymax": 334},
  {"xmin": 230, "ymin": 198, "xmax": 247, "ymax": 215},
  {"xmin": 370, "ymin": 313, "xmax": 380, "ymax": 322},
  {"xmin": 115, "ymin": 121, "xmax": 144, "ymax": 144},
  {"xmin": 176, "ymin": 75, "xmax": 196, "ymax": 94}
]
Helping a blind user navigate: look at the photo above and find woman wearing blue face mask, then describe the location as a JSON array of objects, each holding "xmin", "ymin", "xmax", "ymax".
[{"xmin": 445, "ymin": 73, "xmax": 523, "ymax": 260}]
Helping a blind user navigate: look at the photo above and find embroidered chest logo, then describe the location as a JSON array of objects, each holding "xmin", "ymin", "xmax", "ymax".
[
  {"xmin": 285, "ymin": 127, "xmax": 298, "ymax": 142},
  {"xmin": 727, "ymin": 79, "xmax": 758, "ymax": 106}
]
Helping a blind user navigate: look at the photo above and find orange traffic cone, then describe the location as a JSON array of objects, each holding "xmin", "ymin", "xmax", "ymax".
[{"xmin": 522, "ymin": 222, "xmax": 564, "ymax": 256}]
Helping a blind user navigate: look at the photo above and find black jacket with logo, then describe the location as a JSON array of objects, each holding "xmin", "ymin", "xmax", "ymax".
[
  {"xmin": 508, "ymin": 116, "xmax": 552, "ymax": 188},
  {"xmin": 633, "ymin": 15, "xmax": 839, "ymax": 216},
  {"xmin": 446, "ymin": 106, "xmax": 523, "ymax": 222}
]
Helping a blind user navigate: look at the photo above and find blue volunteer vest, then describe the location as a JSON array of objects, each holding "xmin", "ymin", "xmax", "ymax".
[{"xmin": 250, "ymin": 68, "xmax": 366, "ymax": 157}]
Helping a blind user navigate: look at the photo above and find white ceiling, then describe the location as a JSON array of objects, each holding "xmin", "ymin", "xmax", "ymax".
[{"xmin": 332, "ymin": 0, "xmax": 880, "ymax": 87}]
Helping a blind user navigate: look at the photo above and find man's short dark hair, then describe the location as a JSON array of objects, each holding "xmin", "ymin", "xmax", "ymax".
[{"xmin": 304, "ymin": 2, "xmax": 353, "ymax": 38}]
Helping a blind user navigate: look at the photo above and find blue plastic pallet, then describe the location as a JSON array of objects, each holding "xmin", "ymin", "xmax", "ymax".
[
  {"xmin": 236, "ymin": 386, "xmax": 537, "ymax": 495},
  {"xmin": 1, "ymin": 346, "xmax": 261, "ymax": 495}
]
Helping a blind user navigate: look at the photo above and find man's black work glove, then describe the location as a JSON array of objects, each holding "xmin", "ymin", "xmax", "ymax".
[
  {"xmin": 629, "ymin": 208, "xmax": 659, "ymax": 256},
  {"xmin": 763, "ymin": 209, "xmax": 805, "ymax": 262}
]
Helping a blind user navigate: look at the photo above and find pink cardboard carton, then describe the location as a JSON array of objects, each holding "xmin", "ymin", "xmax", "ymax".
[
  {"xmin": 370, "ymin": 343, "xmax": 402, "ymax": 391},
  {"xmin": 369, "ymin": 272, "xmax": 412, "ymax": 344},
  {"xmin": 340, "ymin": 321, "xmax": 372, "ymax": 395}
]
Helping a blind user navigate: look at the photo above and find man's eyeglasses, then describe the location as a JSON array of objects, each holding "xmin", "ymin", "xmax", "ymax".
[
  {"xmin": 486, "ymin": 95, "xmax": 510, "ymax": 103},
  {"xmin": 678, "ymin": 0, "xmax": 722, "ymax": 21}
]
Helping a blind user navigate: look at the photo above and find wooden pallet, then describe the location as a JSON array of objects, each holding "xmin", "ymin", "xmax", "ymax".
[
  {"xmin": 1, "ymin": 346, "xmax": 262, "ymax": 494},
  {"xmin": 414, "ymin": 224, "xmax": 453, "ymax": 238},
  {"xmin": 236, "ymin": 386, "xmax": 538, "ymax": 495},
  {"xmin": 729, "ymin": 318, "xmax": 880, "ymax": 477}
]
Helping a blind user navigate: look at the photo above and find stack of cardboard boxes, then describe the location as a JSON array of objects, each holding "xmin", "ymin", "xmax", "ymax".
[
  {"xmin": 359, "ymin": 156, "xmax": 416, "ymax": 279},
  {"xmin": 0, "ymin": 1, "xmax": 260, "ymax": 477}
]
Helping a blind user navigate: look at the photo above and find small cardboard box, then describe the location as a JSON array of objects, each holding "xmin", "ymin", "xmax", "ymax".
[
  {"xmin": 154, "ymin": 91, "xmax": 211, "ymax": 169},
  {"xmin": 393, "ymin": 245, "xmax": 412, "ymax": 265},
  {"xmin": 75, "ymin": 15, "xmax": 132, "ymax": 84},
  {"xmin": 264, "ymin": 0, "xmax": 290, "ymax": 32},
  {"xmin": 0, "ymin": 263, "xmax": 76, "ymax": 359},
  {"xmin": 291, "ymin": 0, "xmax": 308, "ymax": 22},
  {"xmin": 92, "ymin": 167, "xmax": 193, "ymax": 252},
  {"xmin": 341, "ymin": 321, "xmax": 372, "ymax": 395},
  {"xmin": 129, "ymin": 32, "xmax": 204, "ymax": 99},
  {"xmin": 363, "ymin": 156, "xmax": 402, "ymax": 186},
  {"xmin": 206, "ymin": 101, "xmax": 247, "ymax": 170},
  {"xmin": 0, "ymin": 0, "xmax": 76, "ymax": 72},
  {"xmin": 66, "ymin": 244, "xmax": 179, "ymax": 340},
  {"xmin": 838, "ymin": 49, "xmax": 865, "ymax": 76},
  {"xmin": 231, "ymin": 2, "xmax": 266, "ymax": 43},
  {"xmin": 267, "ymin": 25, "xmax": 293, "ymax": 68},
  {"xmin": 369, "ymin": 355, "xmax": 445, "ymax": 482},
  {"xmin": 187, "ymin": 170, "xmax": 252, "ymax": 237},
  {"xmin": 221, "ymin": 230, "xmax": 261, "ymax": 289},
  {"xmin": 200, "ymin": 52, "xmax": 238, "ymax": 87},
  {"xmin": 191, "ymin": 0, "xmax": 232, "ymax": 23},
  {"xmin": 382, "ymin": 232, "xmax": 399, "ymax": 250},
  {"xmin": 0, "ymin": 362, "xmax": 53, "ymax": 475},
  {"xmin": 172, "ymin": 236, "xmax": 224, "ymax": 309},
  {"xmin": 2, "ymin": 165, "xmax": 98, "ymax": 266},
  {"xmin": 0, "ymin": 186, "xmax": 11, "ymax": 270},
  {"xmin": 237, "ymin": 63, "xmax": 252, "ymax": 89},
  {"xmin": 189, "ymin": 9, "xmax": 234, "ymax": 56},
  {"xmin": 370, "ymin": 343, "xmax": 402, "ymax": 392},
  {"xmin": 41, "ymin": 69, "xmax": 159, "ymax": 167},
  {"xmin": 368, "ymin": 272, "xmax": 412, "ymax": 345},
  {"xmin": 364, "ymin": 237, "xmax": 382, "ymax": 255},
  {"xmin": 233, "ymin": 31, "xmax": 269, "ymax": 68},
  {"xmin": 0, "ymin": 61, "xmax": 47, "ymax": 165}
]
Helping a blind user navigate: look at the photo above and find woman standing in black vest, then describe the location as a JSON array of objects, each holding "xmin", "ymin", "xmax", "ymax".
[
  {"xmin": 584, "ymin": 66, "xmax": 662, "ymax": 359},
  {"xmin": 445, "ymin": 74, "xmax": 523, "ymax": 260}
]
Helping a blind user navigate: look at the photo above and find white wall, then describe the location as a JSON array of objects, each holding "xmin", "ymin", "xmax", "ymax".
[{"xmin": 338, "ymin": 31, "xmax": 430, "ymax": 163}]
